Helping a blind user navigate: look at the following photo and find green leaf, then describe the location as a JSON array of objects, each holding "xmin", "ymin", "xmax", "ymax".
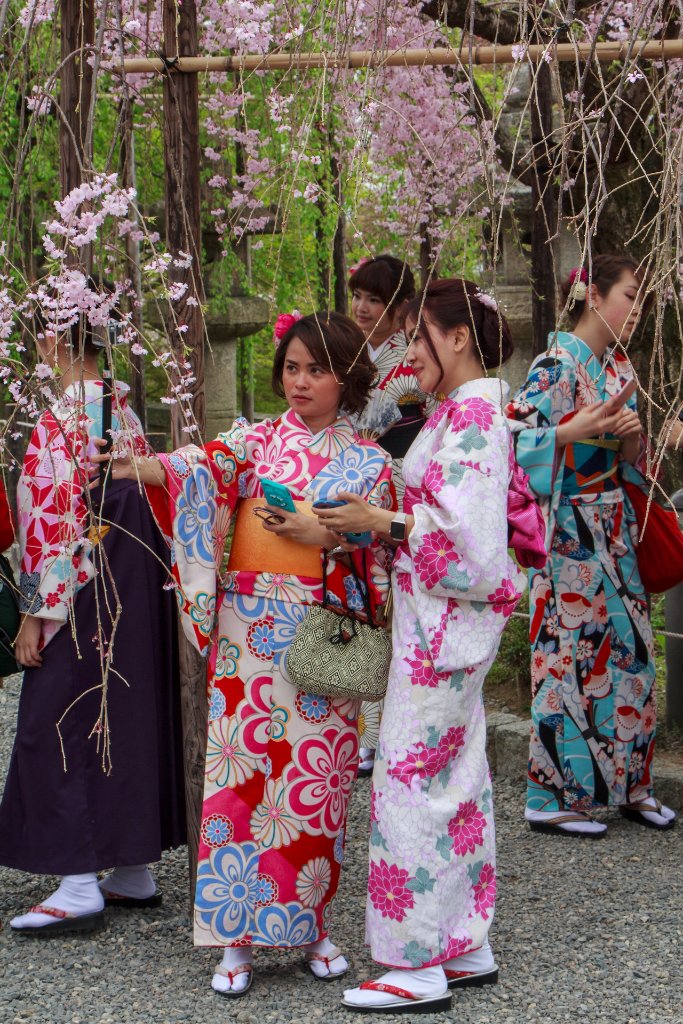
[
  {"xmin": 450, "ymin": 669, "xmax": 465, "ymax": 690},
  {"xmin": 406, "ymin": 867, "xmax": 436, "ymax": 894},
  {"xmin": 370, "ymin": 822, "xmax": 388, "ymax": 850},
  {"xmin": 402, "ymin": 941, "xmax": 432, "ymax": 968},
  {"xmin": 436, "ymin": 834, "xmax": 452, "ymax": 861}
]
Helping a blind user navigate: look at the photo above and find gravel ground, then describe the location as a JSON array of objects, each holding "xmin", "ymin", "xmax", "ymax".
[{"xmin": 1, "ymin": 673, "xmax": 682, "ymax": 1024}]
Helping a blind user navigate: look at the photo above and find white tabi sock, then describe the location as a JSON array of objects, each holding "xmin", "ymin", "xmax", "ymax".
[
  {"xmin": 359, "ymin": 747, "xmax": 376, "ymax": 771},
  {"xmin": 443, "ymin": 937, "xmax": 496, "ymax": 974},
  {"xmin": 11, "ymin": 873, "xmax": 104, "ymax": 929},
  {"xmin": 99, "ymin": 864, "xmax": 157, "ymax": 899},
  {"xmin": 212, "ymin": 946, "xmax": 253, "ymax": 994},
  {"xmin": 343, "ymin": 965, "xmax": 447, "ymax": 1007},
  {"xmin": 627, "ymin": 796, "xmax": 676, "ymax": 826},
  {"xmin": 304, "ymin": 935, "xmax": 349, "ymax": 978},
  {"xmin": 525, "ymin": 807, "xmax": 607, "ymax": 835}
]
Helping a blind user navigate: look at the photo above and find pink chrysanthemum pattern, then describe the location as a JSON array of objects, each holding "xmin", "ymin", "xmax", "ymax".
[
  {"xmin": 447, "ymin": 800, "xmax": 487, "ymax": 855},
  {"xmin": 414, "ymin": 529, "xmax": 460, "ymax": 590},
  {"xmin": 368, "ymin": 860, "xmax": 415, "ymax": 922}
]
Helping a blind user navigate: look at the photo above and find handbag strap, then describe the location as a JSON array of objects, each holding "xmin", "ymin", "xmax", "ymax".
[{"xmin": 322, "ymin": 548, "xmax": 377, "ymax": 627}]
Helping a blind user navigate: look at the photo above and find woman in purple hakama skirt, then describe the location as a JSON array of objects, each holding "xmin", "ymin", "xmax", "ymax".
[{"xmin": 0, "ymin": 330, "xmax": 185, "ymax": 934}]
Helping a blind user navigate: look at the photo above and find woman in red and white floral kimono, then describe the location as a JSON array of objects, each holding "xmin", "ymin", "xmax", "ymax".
[{"xmin": 103, "ymin": 312, "xmax": 394, "ymax": 997}]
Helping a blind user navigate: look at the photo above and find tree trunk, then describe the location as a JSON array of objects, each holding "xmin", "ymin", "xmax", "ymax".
[
  {"xmin": 529, "ymin": 61, "xmax": 557, "ymax": 355},
  {"xmin": 162, "ymin": 0, "xmax": 208, "ymax": 899},
  {"xmin": 330, "ymin": 151, "xmax": 347, "ymax": 314},
  {"xmin": 119, "ymin": 98, "xmax": 147, "ymax": 429}
]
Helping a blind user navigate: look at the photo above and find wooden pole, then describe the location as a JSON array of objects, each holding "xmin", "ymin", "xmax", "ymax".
[
  {"xmin": 161, "ymin": 0, "xmax": 208, "ymax": 899},
  {"xmin": 530, "ymin": 61, "xmax": 557, "ymax": 356},
  {"xmin": 117, "ymin": 39, "xmax": 683, "ymax": 76},
  {"xmin": 119, "ymin": 98, "xmax": 147, "ymax": 429},
  {"xmin": 61, "ymin": 0, "xmax": 94, "ymax": 202}
]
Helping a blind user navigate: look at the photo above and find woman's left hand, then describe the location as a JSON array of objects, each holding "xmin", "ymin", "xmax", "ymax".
[
  {"xmin": 261, "ymin": 506, "xmax": 338, "ymax": 547},
  {"xmin": 611, "ymin": 407, "xmax": 642, "ymax": 440}
]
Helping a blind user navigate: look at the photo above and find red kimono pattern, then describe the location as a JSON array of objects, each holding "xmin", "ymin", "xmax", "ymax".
[
  {"xmin": 17, "ymin": 381, "xmax": 148, "ymax": 647},
  {"xmin": 153, "ymin": 410, "xmax": 394, "ymax": 947}
]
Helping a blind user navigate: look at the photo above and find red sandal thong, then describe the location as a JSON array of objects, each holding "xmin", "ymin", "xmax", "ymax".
[{"xmin": 342, "ymin": 980, "xmax": 452, "ymax": 1014}]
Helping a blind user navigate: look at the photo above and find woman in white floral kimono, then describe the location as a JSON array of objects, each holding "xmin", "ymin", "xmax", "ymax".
[{"xmin": 315, "ymin": 279, "xmax": 524, "ymax": 1013}]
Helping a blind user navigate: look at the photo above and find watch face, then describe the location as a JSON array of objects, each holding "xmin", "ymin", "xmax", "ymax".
[{"xmin": 390, "ymin": 518, "xmax": 406, "ymax": 541}]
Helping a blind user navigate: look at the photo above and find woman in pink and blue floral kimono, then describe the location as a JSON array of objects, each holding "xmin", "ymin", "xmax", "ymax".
[
  {"xmin": 316, "ymin": 280, "xmax": 524, "ymax": 1014},
  {"xmin": 101, "ymin": 312, "xmax": 395, "ymax": 998}
]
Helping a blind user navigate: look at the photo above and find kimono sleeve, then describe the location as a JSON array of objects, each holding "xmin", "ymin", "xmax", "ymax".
[
  {"xmin": 0, "ymin": 478, "xmax": 15, "ymax": 551},
  {"xmin": 17, "ymin": 413, "xmax": 95, "ymax": 625},
  {"xmin": 155, "ymin": 421, "xmax": 249, "ymax": 655},
  {"xmin": 351, "ymin": 450, "xmax": 396, "ymax": 617},
  {"xmin": 408, "ymin": 416, "xmax": 513, "ymax": 603},
  {"xmin": 505, "ymin": 352, "xmax": 577, "ymax": 498}
]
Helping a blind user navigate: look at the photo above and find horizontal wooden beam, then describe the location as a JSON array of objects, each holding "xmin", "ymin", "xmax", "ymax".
[{"xmin": 118, "ymin": 39, "xmax": 683, "ymax": 74}]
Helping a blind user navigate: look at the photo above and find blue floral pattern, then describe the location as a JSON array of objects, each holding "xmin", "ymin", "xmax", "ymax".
[
  {"xmin": 253, "ymin": 901, "xmax": 317, "ymax": 947},
  {"xmin": 312, "ymin": 444, "xmax": 387, "ymax": 500},
  {"xmin": 208, "ymin": 687, "xmax": 226, "ymax": 722},
  {"xmin": 176, "ymin": 463, "xmax": 216, "ymax": 567},
  {"xmin": 195, "ymin": 842, "xmax": 261, "ymax": 942}
]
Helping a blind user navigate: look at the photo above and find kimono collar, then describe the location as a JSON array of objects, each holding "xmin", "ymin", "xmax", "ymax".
[
  {"xmin": 550, "ymin": 331, "xmax": 613, "ymax": 372},
  {"xmin": 448, "ymin": 377, "xmax": 510, "ymax": 409},
  {"xmin": 61, "ymin": 378, "xmax": 131, "ymax": 402},
  {"xmin": 283, "ymin": 407, "xmax": 356, "ymax": 454},
  {"xmin": 55, "ymin": 379, "xmax": 130, "ymax": 416}
]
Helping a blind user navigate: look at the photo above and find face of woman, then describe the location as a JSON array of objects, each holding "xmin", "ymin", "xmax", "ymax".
[
  {"xmin": 351, "ymin": 288, "xmax": 398, "ymax": 345},
  {"xmin": 404, "ymin": 315, "xmax": 448, "ymax": 395},
  {"xmin": 592, "ymin": 270, "xmax": 644, "ymax": 342},
  {"xmin": 281, "ymin": 336, "xmax": 343, "ymax": 431}
]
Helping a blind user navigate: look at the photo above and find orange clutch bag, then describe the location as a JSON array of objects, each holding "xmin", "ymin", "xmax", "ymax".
[{"xmin": 226, "ymin": 498, "xmax": 323, "ymax": 579}]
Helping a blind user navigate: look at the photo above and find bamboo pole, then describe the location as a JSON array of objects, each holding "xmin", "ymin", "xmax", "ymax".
[{"xmin": 118, "ymin": 39, "xmax": 683, "ymax": 75}]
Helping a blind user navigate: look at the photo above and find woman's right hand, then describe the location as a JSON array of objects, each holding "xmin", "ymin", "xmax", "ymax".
[
  {"xmin": 15, "ymin": 614, "xmax": 43, "ymax": 668},
  {"xmin": 556, "ymin": 398, "xmax": 625, "ymax": 446},
  {"xmin": 88, "ymin": 439, "xmax": 166, "ymax": 489}
]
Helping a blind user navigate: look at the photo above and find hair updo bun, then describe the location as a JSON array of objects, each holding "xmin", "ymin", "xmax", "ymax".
[
  {"xmin": 402, "ymin": 278, "xmax": 514, "ymax": 387},
  {"xmin": 560, "ymin": 254, "xmax": 647, "ymax": 326}
]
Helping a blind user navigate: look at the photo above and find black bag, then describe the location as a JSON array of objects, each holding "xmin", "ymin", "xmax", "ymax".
[{"xmin": 0, "ymin": 552, "xmax": 20, "ymax": 676}]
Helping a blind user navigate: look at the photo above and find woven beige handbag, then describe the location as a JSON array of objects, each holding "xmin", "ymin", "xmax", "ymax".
[{"xmin": 286, "ymin": 552, "xmax": 391, "ymax": 702}]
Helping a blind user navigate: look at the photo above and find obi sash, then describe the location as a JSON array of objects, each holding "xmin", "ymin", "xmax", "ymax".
[
  {"xmin": 561, "ymin": 437, "xmax": 621, "ymax": 496},
  {"xmin": 226, "ymin": 498, "xmax": 323, "ymax": 579}
]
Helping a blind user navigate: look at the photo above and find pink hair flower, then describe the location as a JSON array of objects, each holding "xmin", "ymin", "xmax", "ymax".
[
  {"xmin": 273, "ymin": 310, "xmax": 303, "ymax": 345},
  {"xmin": 475, "ymin": 289, "xmax": 498, "ymax": 312}
]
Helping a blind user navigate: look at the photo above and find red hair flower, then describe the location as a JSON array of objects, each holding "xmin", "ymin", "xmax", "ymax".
[
  {"xmin": 569, "ymin": 267, "xmax": 588, "ymax": 285},
  {"xmin": 349, "ymin": 256, "xmax": 371, "ymax": 277},
  {"xmin": 273, "ymin": 310, "xmax": 302, "ymax": 345}
]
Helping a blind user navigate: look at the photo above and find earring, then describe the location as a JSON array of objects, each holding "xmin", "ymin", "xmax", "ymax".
[{"xmin": 435, "ymin": 391, "xmax": 446, "ymax": 402}]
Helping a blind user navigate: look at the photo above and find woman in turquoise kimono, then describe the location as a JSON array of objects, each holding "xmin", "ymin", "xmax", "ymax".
[{"xmin": 506, "ymin": 255, "xmax": 676, "ymax": 837}]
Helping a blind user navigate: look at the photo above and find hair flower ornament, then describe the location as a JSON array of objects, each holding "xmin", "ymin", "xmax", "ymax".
[
  {"xmin": 273, "ymin": 310, "xmax": 303, "ymax": 346},
  {"xmin": 569, "ymin": 266, "xmax": 589, "ymax": 301},
  {"xmin": 475, "ymin": 289, "xmax": 499, "ymax": 313},
  {"xmin": 349, "ymin": 256, "xmax": 371, "ymax": 277}
]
